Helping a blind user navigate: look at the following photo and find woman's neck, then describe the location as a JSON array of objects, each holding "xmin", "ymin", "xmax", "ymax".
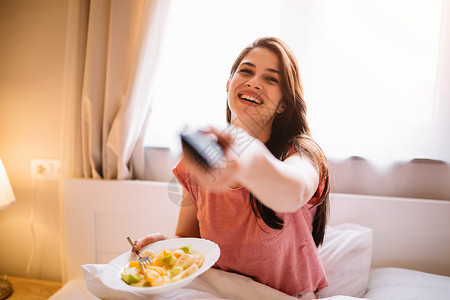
[{"xmin": 231, "ymin": 116, "xmax": 272, "ymax": 143}]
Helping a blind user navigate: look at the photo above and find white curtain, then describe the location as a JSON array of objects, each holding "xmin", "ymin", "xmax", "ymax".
[
  {"xmin": 145, "ymin": 0, "xmax": 449, "ymax": 163},
  {"xmin": 301, "ymin": 0, "xmax": 450, "ymax": 163},
  {"xmin": 434, "ymin": 0, "xmax": 450, "ymax": 163},
  {"xmin": 80, "ymin": 0, "xmax": 170, "ymax": 179}
]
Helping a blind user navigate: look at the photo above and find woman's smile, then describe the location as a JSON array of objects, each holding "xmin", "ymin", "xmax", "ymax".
[{"xmin": 238, "ymin": 90, "xmax": 264, "ymax": 105}]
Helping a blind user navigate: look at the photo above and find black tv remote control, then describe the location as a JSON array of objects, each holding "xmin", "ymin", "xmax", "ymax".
[{"xmin": 180, "ymin": 131, "xmax": 224, "ymax": 168}]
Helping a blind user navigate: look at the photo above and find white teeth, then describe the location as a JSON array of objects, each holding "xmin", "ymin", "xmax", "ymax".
[{"xmin": 240, "ymin": 94, "xmax": 262, "ymax": 104}]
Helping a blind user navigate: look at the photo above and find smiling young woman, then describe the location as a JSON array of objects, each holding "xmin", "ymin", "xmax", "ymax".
[{"xmin": 135, "ymin": 37, "xmax": 330, "ymax": 299}]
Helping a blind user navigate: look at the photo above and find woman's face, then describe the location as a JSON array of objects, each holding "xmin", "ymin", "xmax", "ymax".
[{"xmin": 227, "ymin": 47, "xmax": 284, "ymax": 140}]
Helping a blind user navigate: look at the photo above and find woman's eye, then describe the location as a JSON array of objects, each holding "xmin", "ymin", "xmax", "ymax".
[
  {"xmin": 238, "ymin": 68, "xmax": 253, "ymax": 75},
  {"xmin": 266, "ymin": 77, "xmax": 279, "ymax": 84}
]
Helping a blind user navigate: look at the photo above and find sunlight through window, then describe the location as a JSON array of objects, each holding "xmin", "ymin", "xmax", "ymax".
[{"xmin": 145, "ymin": 0, "xmax": 445, "ymax": 162}]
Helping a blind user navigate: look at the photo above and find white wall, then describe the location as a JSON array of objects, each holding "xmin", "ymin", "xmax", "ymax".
[{"xmin": 0, "ymin": 0, "xmax": 69, "ymax": 281}]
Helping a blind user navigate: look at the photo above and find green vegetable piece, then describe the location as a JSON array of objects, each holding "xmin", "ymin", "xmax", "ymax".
[
  {"xmin": 162, "ymin": 254, "xmax": 177, "ymax": 266},
  {"xmin": 179, "ymin": 244, "xmax": 192, "ymax": 254},
  {"xmin": 121, "ymin": 271, "xmax": 141, "ymax": 284}
]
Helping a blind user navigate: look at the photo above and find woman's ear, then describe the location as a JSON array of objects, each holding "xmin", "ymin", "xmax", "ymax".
[
  {"xmin": 226, "ymin": 80, "xmax": 230, "ymax": 92},
  {"xmin": 276, "ymin": 102, "xmax": 286, "ymax": 114}
]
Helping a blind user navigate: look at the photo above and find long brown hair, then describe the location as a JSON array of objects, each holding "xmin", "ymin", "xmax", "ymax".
[{"xmin": 226, "ymin": 37, "xmax": 330, "ymax": 246}]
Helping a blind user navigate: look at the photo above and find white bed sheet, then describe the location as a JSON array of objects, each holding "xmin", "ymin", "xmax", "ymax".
[
  {"xmin": 49, "ymin": 265, "xmax": 363, "ymax": 300},
  {"xmin": 49, "ymin": 267, "xmax": 450, "ymax": 300}
]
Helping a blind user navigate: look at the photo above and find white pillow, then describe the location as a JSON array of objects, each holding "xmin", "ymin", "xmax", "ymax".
[{"xmin": 317, "ymin": 223, "xmax": 373, "ymax": 298}]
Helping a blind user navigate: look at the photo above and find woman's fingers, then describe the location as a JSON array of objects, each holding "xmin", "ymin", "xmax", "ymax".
[
  {"xmin": 148, "ymin": 233, "xmax": 167, "ymax": 243},
  {"xmin": 132, "ymin": 239, "xmax": 144, "ymax": 251},
  {"xmin": 199, "ymin": 126, "xmax": 233, "ymax": 151},
  {"xmin": 132, "ymin": 233, "xmax": 167, "ymax": 252},
  {"xmin": 181, "ymin": 124, "xmax": 254, "ymax": 190}
]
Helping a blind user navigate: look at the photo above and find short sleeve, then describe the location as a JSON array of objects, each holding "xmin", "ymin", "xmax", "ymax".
[
  {"xmin": 307, "ymin": 177, "xmax": 326, "ymax": 206},
  {"xmin": 172, "ymin": 159, "xmax": 200, "ymax": 206}
]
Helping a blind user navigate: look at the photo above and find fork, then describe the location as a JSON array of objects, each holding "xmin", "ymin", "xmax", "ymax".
[{"xmin": 127, "ymin": 236, "xmax": 152, "ymax": 277}]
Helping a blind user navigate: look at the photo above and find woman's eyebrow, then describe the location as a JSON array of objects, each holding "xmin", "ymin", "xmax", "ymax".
[
  {"xmin": 266, "ymin": 68, "xmax": 280, "ymax": 74},
  {"xmin": 241, "ymin": 62, "xmax": 256, "ymax": 68},
  {"xmin": 241, "ymin": 62, "xmax": 280, "ymax": 74}
]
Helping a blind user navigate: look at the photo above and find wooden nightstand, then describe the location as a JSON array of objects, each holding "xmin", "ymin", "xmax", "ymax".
[{"xmin": 3, "ymin": 276, "xmax": 62, "ymax": 300}]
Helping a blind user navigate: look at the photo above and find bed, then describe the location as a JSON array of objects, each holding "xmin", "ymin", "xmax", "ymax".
[{"xmin": 50, "ymin": 179, "xmax": 450, "ymax": 299}]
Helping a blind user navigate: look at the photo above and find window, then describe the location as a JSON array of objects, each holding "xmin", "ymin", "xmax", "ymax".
[{"xmin": 145, "ymin": 0, "xmax": 448, "ymax": 162}]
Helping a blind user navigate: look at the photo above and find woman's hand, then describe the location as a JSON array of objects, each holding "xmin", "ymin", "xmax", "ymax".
[
  {"xmin": 132, "ymin": 233, "xmax": 167, "ymax": 252},
  {"xmin": 182, "ymin": 125, "xmax": 263, "ymax": 192}
]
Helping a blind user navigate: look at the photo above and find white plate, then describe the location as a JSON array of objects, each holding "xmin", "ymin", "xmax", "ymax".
[{"xmin": 100, "ymin": 238, "xmax": 220, "ymax": 295}]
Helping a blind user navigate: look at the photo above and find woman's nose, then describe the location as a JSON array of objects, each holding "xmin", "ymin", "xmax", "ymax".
[{"xmin": 246, "ymin": 78, "xmax": 261, "ymax": 89}]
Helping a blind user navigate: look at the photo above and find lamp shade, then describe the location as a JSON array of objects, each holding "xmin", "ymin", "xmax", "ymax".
[{"xmin": 0, "ymin": 158, "xmax": 15, "ymax": 210}]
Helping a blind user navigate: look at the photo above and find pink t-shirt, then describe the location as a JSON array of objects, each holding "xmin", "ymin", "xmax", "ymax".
[{"xmin": 173, "ymin": 160, "xmax": 328, "ymax": 296}]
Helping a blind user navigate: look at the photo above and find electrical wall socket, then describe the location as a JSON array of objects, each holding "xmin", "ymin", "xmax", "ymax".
[{"xmin": 31, "ymin": 159, "xmax": 61, "ymax": 180}]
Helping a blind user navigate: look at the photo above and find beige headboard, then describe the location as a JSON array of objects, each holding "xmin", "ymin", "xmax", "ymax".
[
  {"xmin": 63, "ymin": 179, "xmax": 450, "ymax": 281},
  {"xmin": 328, "ymin": 193, "xmax": 450, "ymax": 276}
]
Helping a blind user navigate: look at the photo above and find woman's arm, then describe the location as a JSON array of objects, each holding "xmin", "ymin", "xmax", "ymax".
[
  {"xmin": 175, "ymin": 189, "xmax": 201, "ymax": 238},
  {"xmin": 237, "ymin": 142, "xmax": 319, "ymax": 213},
  {"xmin": 182, "ymin": 127, "xmax": 319, "ymax": 213}
]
